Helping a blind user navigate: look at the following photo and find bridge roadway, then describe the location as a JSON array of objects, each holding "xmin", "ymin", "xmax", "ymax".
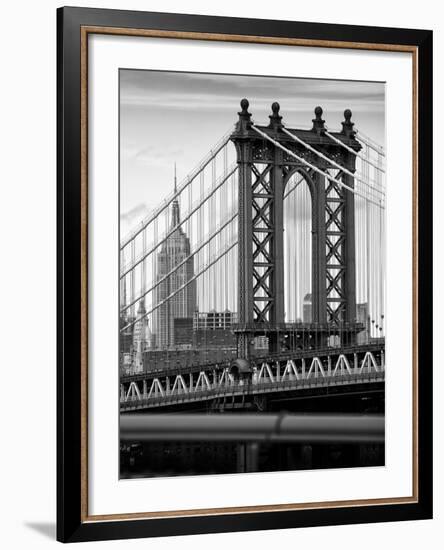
[
  {"xmin": 120, "ymin": 341, "xmax": 385, "ymax": 412},
  {"xmin": 121, "ymin": 341, "xmax": 384, "ymax": 383},
  {"xmin": 121, "ymin": 370, "xmax": 384, "ymax": 412}
]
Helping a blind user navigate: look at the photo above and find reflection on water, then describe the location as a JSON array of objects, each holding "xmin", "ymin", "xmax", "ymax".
[{"xmin": 120, "ymin": 440, "xmax": 384, "ymax": 479}]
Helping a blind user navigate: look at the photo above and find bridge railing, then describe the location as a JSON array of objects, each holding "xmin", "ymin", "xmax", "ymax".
[
  {"xmin": 120, "ymin": 365, "xmax": 385, "ymax": 410},
  {"xmin": 120, "ymin": 413, "xmax": 384, "ymax": 443}
]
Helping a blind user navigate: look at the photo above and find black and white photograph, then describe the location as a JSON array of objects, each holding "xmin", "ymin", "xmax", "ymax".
[
  {"xmin": 0, "ymin": 0, "xmax": 436, "ymax": 545},
  {"xmin": 118, "ymin": 70, "xmax": 386, "ymax": 479}
]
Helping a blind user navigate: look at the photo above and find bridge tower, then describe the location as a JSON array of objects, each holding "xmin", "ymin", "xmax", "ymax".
[{"xmin": 231, "ymin": 99, "xmax": 362, "ymax": 359}]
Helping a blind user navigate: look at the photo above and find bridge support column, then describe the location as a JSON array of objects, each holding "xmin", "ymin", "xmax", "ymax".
[
  {"xmin": 230, "ymin": 102, "xmax": 364, "ymax": 359},
  {"xmin": 269, "ymin": 146, "xmax": 285, "ymax": 354},
  {"xmin": 233, "ymin": 101, "xmax": 254, "ymax": 360},
  {"xmin": 343, "ymin": 172, "xmax": 357, "ymax": 346},
  {"xmin": 312, "ymin": 172, "xmax": 327, "ymax": 326},
  {"xmin": 341, "ymin": 113, "xmax": 359, "ymax": 344},
  {"xmin": 237, "ymin": 335, "xmax": 250, "ymax": 360}
]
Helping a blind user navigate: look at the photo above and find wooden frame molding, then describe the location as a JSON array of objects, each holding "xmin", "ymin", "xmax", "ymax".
[{"xmin": 58, "ymin": 7, "xmax": 432, "ymax": 542}]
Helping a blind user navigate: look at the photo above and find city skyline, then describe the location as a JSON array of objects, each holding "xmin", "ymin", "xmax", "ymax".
[{"xmin": 119, "ymin": 69, "xmax": 386, "ymax": 479}]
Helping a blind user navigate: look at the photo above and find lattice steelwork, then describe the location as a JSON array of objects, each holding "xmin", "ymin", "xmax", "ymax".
[
  {"xmin": 231, "ymin": 100, "xmax": 363, "ymax": 358},
  {"xmin": 119, "ymin": 98, "xmax": 386, "ymax": 383},
  {"xmin": 325, "ymin": 170, "xmax": 347, "ymax": 325},
  {"xmin": 251, "ymin": 163, "xmax": 275, "ymax": 323}
]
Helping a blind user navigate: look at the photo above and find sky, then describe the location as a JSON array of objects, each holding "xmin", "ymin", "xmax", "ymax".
[{"xmin": 120, "ymin": 69, "xmax": 385, "ymax": 235}]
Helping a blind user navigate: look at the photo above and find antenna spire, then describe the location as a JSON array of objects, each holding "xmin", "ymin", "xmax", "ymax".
[
  {"xmin": 171, "ymin": 162, "xmax": 181, "ymax": 228},
  {"xmin": 174, "ymin": 162, "xmax": 177, "ymax": 194}
]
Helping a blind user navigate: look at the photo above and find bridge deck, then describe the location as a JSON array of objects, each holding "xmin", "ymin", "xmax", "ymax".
[
  {"xmin": 121, "ymin": 341, "xmax": 384, "ymax": 383},
  {"xmin": 121, "ymin": 369, "xmax": 384, "ymax": 412}
]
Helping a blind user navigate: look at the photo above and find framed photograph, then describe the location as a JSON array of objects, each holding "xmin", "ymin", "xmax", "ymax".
[{"xmin": 57, "ymin": 6, "xmax": 433, "ymax": 542}]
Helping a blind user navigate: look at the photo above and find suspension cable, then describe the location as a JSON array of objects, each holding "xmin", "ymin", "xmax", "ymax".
[
  {"xmin": 120, "ymin": 126, "xmax": 234, "ymax": 249},
  {"xmin": 355, "ymin": 130, "xmax": 386, "ymax": 157},
  {"xmin": 250, "ymin": 125, "xmax": 384, "ymax": 209},
  {"xmin": 121, "ymin": 212, "xmax": 238, "ymax": 314},
  {"xmin": 120, "ymin": 164, "xmax": 238, "ymax": 278},
  {"xmin": 283, "ymin": 173, "xmax": 304, "ymax": 199},
  {"xmin": 121, "ymin": 240, "xmax": 238, "ymax": 332},
  {"xmin": 281, "ymin": 127, "xmax": 385, "ymax": 194},
  {"xmin": 324, "ymin": 129, "xmax": 386, "ymax": 171}
]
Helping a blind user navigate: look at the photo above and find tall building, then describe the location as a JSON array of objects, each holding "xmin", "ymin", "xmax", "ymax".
[
  {"xmin": 131, "ymin": 297, "xmax": 152, "ymax": 373},
  {"xmin": 133, "ymin": 298, "xmax": 152, "ymax": 348},
  {"xmin": 356, "ymin": 302, "xmax": 370, "ymax": 344},
  {"xmin": 193, "ymin": 310, "xmax": 235, "ymax": 331},
  {"xmin": 119, "ymin": 274, "xmax": 134, "ymax": 355},
  {"xmin": 303, "ymin": 293, "xmax": 312, "ymax": 323},
  {"xmin": 153, "ymin": 166, "xmax": 196, "ymax": 349},
  {"xmin": 193, "ymin": 310, "xmax": 236, "ymax": 348}
]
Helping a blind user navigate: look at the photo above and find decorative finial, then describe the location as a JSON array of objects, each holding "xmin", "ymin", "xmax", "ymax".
[
  {"xmin": 171, "ymin": 162, "xmax": 181, "ymax": 227},
  {"xmin": 341, "ymin": 109, "xmax": 356, "ymax": 137},
  {"xmin": 238, "ymin": 98, "xmax": 251, "ymax": 121},
  {"xmin": 269, "ymin": 101, "xmax": 283, "ymax": 130},
  {"xmin": 236, "ymin": 98, "xmax": 252, "ymax": 134},
  {"xmin": 312, "ymin": 106, "xmax": 325, "ymax": 134}
]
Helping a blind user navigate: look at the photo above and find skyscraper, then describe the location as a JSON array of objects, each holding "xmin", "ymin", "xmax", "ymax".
[
  {"xmin": 303, "ymin": 293, "xmax": 313, "ymax": 323},
  {"xmin": 153, "ymin": 166, "xmax": 196, "ymax": 348},
  {"xmin": 131, "ymin": 297, "xmax": 152, "ymax": 373}
]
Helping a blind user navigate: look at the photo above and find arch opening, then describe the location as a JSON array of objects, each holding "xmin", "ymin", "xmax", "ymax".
[{"xmin": 283, "ymin": 171, "xmax": 313, "ymax": 324}]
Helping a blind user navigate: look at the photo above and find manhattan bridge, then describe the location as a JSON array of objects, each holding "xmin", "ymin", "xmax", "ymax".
[{"xmin": 119, "ymin": 100, "xmax": 386, "ymax": 415}]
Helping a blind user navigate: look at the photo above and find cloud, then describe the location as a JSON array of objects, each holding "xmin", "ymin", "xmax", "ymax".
[
  {"xmin": 119, "ymin": 69, "xmax": 385, "ymax": 115},
  {"xmin": 120, "ymin": 92, "xmax": 383, "ymax": 115},
  {"xmin": 134, "ymin": 146, "xmax": 185, "ymax": 166},
  {"xmin": 120, "ymin": 203, "xmax": 150, "ymax": 224},
  {"xmin": 120, "ymin": 69, "xmax": 385, "ymax": 226},
  {"xmin": 121, "ymin": 141, "xmax": 185, "ymax": 166}
]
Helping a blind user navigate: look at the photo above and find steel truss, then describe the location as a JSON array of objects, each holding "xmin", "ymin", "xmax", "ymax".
[
  {"xmin": 325, "ymin": 169, "xmax": 347, "ymax": 325},
  {"xmin": 231, "ymin": 100, "xmax": 364, "ymax": 357},
  {"xmin": 120, "ymin": 344, "xmax": 385, "ymax": 411}
]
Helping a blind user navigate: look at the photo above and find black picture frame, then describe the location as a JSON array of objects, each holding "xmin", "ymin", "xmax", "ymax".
[{"xmin": 57, "ymin": 6, "xmax": 433, "ymax": 543}]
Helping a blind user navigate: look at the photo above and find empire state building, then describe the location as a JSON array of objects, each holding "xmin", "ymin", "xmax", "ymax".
[{"xmin": 153, "ymin": 166, "xmax": 196, "ymax": 349}]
